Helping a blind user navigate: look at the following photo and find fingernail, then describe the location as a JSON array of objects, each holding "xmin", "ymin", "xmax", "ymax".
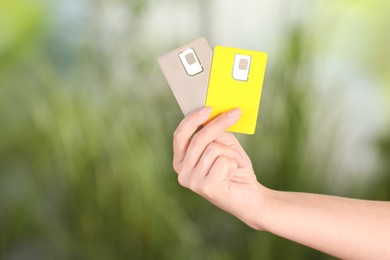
[
  {"xmin": 227, "ymin": 108, "xmax": 242, "ymax": 118},
  {"xmin": 198, "ymin": 106, "xmax": 212, "ymax": 116}
]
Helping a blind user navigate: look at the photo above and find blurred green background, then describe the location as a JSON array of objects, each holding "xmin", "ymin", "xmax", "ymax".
[{"xmin": 1, "ymin": 0, "xmax": 390, "ymax": 259}]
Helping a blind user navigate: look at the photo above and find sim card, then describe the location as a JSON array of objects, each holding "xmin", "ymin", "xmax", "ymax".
[
  {"xmin": 205, "ymin": 46, "xmax": 268, "ymax": 135},
  {"xmin": 158, "ymin": 37, "xmax": 212, "ymax": 116}
]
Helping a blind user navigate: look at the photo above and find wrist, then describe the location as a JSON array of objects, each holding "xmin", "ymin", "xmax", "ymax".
[{"xmin": 249, "ymin": 183, "xmax": 280, "ymax": 231}]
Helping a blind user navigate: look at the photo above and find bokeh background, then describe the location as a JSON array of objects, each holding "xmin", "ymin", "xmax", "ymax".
[{"xmin": 1, "ymin": 0, "xmax": 390, "ymax": 259}]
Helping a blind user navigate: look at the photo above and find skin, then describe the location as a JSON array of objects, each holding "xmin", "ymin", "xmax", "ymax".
[{"xmin": 173, "ymin": 107, "xmax": 390, "ymax": 260}]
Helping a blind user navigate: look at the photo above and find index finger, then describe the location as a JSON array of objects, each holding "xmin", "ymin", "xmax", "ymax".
[
  {"xmin": 183, "ymin": 108, "xmax": 242, "ymax": 168},
  {"xmin": 173, "ymin": 107, "xmax": 213, "ymax": 166}
]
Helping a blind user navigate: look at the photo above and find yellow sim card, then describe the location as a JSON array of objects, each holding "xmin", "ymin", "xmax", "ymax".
[{"xmin": 205, "ymin": 46, "xmax": 268, "ymax": 135}]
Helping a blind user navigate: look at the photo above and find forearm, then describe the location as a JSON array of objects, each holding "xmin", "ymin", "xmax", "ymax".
[{"xmin": 259, "ymin": 189, "xmax": 390, "ymax": 259}]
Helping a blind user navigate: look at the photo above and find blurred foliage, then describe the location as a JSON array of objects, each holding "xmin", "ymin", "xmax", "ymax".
[
  {"xmin": 0, "ymin": 0, "xmax": 389, "ymax": 259},
  {"xmin": 0, "ymin": 1, "xmax": 46, "ymax": 67}
]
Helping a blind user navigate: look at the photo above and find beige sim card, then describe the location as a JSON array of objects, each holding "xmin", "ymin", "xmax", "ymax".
[{"xmin": 157, "ymin": 37, "xmax": 212, "ymax": 115}]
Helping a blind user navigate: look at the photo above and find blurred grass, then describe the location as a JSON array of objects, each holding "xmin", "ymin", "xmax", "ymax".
[
  {"xmin": 0, "ymin": 0, "xmax": 389, "ymax": 259},
  {"xmin": 0, "ymin": 57, "xmax": 201, "ymax": 259}
]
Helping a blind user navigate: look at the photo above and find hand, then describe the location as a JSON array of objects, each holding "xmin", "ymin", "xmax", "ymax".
[
  {"xmin": 173, "ymin": 109, "xmax": 390, "ymax": 259},
  {"xmin": 173, "ymin": 107, "xmax": 267, "ymax": 229}
]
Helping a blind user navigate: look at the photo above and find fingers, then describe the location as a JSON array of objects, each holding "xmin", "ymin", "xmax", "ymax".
[
  {"xmin": 178, "ymin": 154, "xmax": 236, "ymax": 199},
  {"xmin": 201, "ymin": 156, "xmax": 237, "ymax": 200},
  {"xmin": 214, "ymin": 131, "xmax": 243, "ymax": 149},
  {"xmin": 173, "ymin": 107, "xmax": 213, "ymax": 169},
  {"xmin": 195, "ymin": 142, "xmax": 247, "ymax": 177},
  {"xmin": 183, "ymin": 108, "xmax": 242, "ymax": 169},
  {"xmin": 177, "ymin": 141, "xmax": 243, "ymax": 193},
  {"xmin": 214, "ymin": 132, "xmax": 252, "ymax": 166},
  {"xmin": 207, "ymin": 156, "xmax": 237, "ymax": 184}
]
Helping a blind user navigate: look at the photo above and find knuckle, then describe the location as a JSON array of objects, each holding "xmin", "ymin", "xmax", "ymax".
[
  {"xmin": 199, "ymin": 184, "xmax": 214, "ymax": 200},
  {"xmin": 216, "ymin": 156, "xmax": 229, "ymax": 164},
  {"xmin": 177, "ymin": 174, "xmax": 187, "ymax": 187},
  {"xmin": 191, "ymin": 134, "xmax": 204, "ymax": 146},
  {"xmin": 230, "ymin": 159, "xmax": 238, "ymax": 168},
  {"xmin": 173, "ymin": 162, "xmax": 181, "ymax": 173},
  {"xmin": 210, "ymin": 142, "xmax": 221, "ymax": 153},
  {"xmin": 205, "ymin": 142, "xmax": 220, "ymax": 156},
  {"xmin": 189, "ymin": 179, "xmax": 199, "ymax": 192},
  {"xmin": 173, "ymin": 128, "xmax": 182, "ymax": 141}
]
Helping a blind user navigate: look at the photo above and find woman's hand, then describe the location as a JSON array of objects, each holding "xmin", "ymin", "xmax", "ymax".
[
  {"xmin": 173, "ymin": 107, "xmax": 268, "ymax": 229},
  {"xmin": 172, "ymin": 107, "xmax": 390, "ymax": 259}
]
